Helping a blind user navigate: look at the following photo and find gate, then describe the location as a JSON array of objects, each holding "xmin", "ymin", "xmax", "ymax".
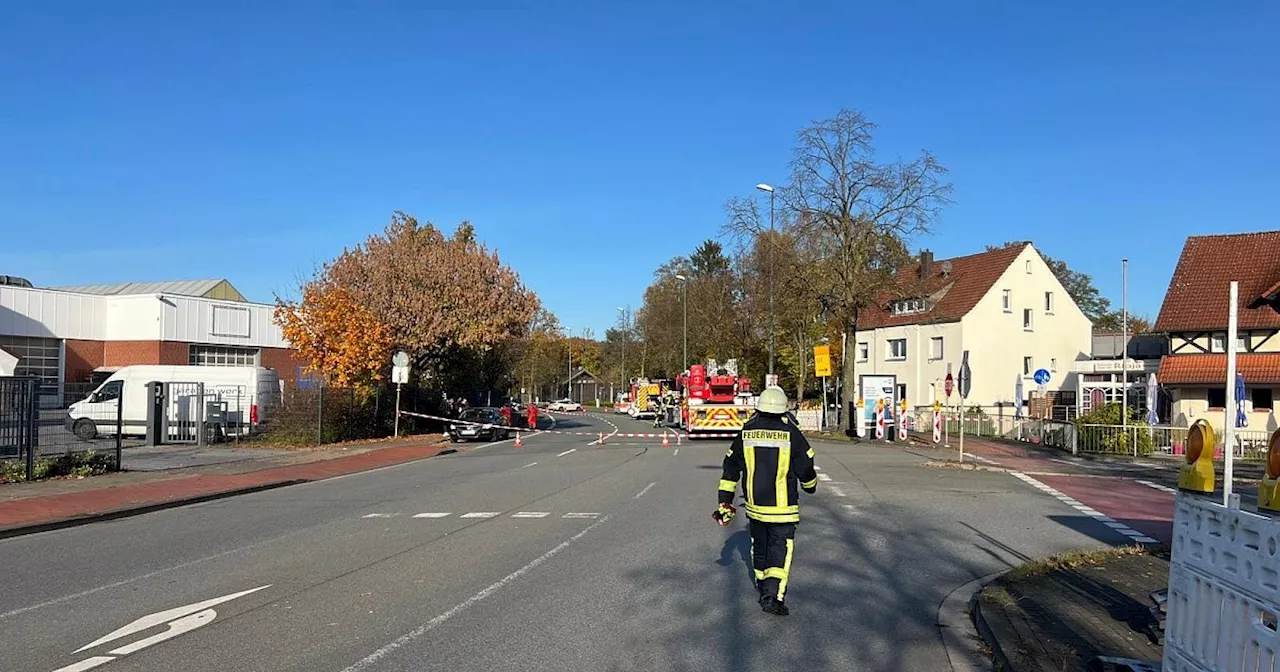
[
  {"xmin": 0, "ymin": 377, "xmax": 38, "ymax": 472},
  {"xmin": 166, "ymin": 382, "xmax": 204, "ymax": 444}
]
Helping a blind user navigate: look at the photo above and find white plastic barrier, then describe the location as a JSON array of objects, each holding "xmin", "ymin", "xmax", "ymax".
[
  {"xmin": 795, "ymin": 409, "xmax": 822, "ymax": 431},
  {"xmin": 1164, "ymin": 493, "xmax": 1280, "ymax": 671}
]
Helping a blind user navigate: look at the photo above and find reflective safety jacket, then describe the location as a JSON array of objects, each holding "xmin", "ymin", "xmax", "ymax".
[{"xmin": 718, "ymin": 413, "xmax": 818, "ymax": 523}]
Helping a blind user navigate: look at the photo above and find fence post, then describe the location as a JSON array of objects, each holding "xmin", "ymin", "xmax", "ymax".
[
  {"xmin": 26, "ymin": 379, "xmax": 37, "ymax": 481},
  {"xmin": 316, "ymin": 385, "xmax": 324, "ymax": 445},
  {"xmin": 115, "ymin": 389, "xmax": 124, "ymax": 472}
]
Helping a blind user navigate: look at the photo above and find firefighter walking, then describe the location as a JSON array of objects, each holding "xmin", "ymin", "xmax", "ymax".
[{"xmin": 713, "ymin": 386, "xmax": 818, "ymax": 616}]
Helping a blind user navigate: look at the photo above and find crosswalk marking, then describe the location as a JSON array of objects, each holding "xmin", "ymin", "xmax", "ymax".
[
  {"xmin": 817, "ymin": 473, "xmax": 832, "ymax": 482},
  {"xmin": 412, "ymin": 513, "xmax": 451, "ymax": 518},
  {"xmin": 562, "ymin": 512, "xmax": 600, "ymax": 519},
  {"xmin": 461, "ymin": 512, "xmax": 501, "ymax": 518},
  {"xmin": 363, "ymin": 513, "xmax": 398, "ymax": 518},
  {"xmin": 512, "ymin": 512, "xmax": 550, "ymax": 518}
]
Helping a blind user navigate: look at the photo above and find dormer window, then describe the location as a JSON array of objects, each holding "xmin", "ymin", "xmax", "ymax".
[{"xmin": 891, "ymin": 298, "xmax": 927, "ymax": 315}]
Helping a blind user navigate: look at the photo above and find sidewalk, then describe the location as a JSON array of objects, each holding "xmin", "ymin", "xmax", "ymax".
[
  {"xmin": 0, "ymin": 436, "xmax": 452, "ymax": 537},
  {"xmin": 976, "ymin": 548, "xmax": 1168, "ymax": 671}
]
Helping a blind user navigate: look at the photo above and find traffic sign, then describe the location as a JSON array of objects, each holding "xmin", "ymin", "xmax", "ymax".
[
  {"xmin": 392, "ymin": 351, "xmax": 410, "ymax": 367},
  {"xmin": 1033, "ymin": 368, "xmax": 1051, "ymax": 386},
  {"xmin": 392, "ymin": 366, "xmax": 410, "ymax": 385},
  {"xmin": 944, "ymin": 373, "xmax": 954, "ymax": 398},
  {"xmin": 958, "ymin": 351, "xmax": 972, "ymax": 398},
  {"xmin": 813, "ymin": 345, "xmax": 832, "ymax": 377}
]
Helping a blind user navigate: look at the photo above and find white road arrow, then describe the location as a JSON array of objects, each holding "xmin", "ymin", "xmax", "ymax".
[{"xmin": 73, "ymin": 585, "xmax": 270, "ymax": 654}]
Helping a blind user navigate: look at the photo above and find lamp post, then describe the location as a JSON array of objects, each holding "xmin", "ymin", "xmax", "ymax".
[
  {"xmin": 617, "ymin": 306, "xmax": 627, "ymax": 391},
  {"xmin": 675, "ymin": 274, "xmax": 688, "ymax": 373},
  {"xmin": 756, "ymin": 182, "xmax": 776, "ymax": 379},
  {"xmin": 1121, "ymin": 258, "xmax": 1129, "ymax": 443}
]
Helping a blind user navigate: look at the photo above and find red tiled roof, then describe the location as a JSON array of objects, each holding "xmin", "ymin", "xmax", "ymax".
[
  {"xmin": 859, "ymin": 244, "xmax": 1026, "ymax": 328},
  {"xmin": 1157, "ymin": 353, "xmax": 1280, "ymax": 385},
  {"xmin": 1154, "ymin": 231, "xmax": 1280, "ymax": 332}
]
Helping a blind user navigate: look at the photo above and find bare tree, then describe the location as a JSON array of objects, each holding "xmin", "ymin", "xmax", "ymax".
[{"xmin": 726, "ymin": 109, "xmax": 952, "ymax": 431}]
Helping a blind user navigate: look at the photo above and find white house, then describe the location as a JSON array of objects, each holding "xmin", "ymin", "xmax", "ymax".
[{"xmin": 853, "ymin": 243, "xmax": 1093, "ymax": 417}]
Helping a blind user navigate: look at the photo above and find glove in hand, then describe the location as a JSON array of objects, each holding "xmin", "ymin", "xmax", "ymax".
[{"xmin": 713, "ymin": 503, "xmax": 737, "ymax": 526}]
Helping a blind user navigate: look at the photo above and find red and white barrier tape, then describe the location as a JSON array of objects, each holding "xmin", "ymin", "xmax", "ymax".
[{"xmin": 397, "ymin": 410, "xmax": 736, "ymax": 440}]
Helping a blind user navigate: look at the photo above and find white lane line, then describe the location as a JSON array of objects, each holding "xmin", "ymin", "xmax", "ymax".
[
  {"xmin": 634, "ymin": 482, "xmax": 656, "ymax": 499},
  {"xmin": 362, "ymin": 513, "xmax": 398, "ymax": 519},
  {"xmin": 339, "ymin": 514, "xmax": 612, "ymax": 672},
  {"xmin": 562, "ymin": 512, "xmax": 600, "ymax": 519},
  {"xmin": 817, "ymin": 473, "xmax": 832, "ymax": 482},
  {"xmin": 1137, "ymin": 479, "xmax": 1177, "ymax": 494},
  {"xmin": 815, "ymin": 466, "xmax": 823, "ymax": 471},
  {"xmin": 829, "ymin": 486, "xmax": 847, "ymax": 497},
  {"xmin": 969, "ymin": 454, "xmax": 998, "ymax": 465},
  {"xmin": 53, "ymin": 656, "xmax": 115, "ymax": 672},
  {"xmin": 411, "ymin": 513, "xmax": 451, "ymax": 519},
  {"xmin": 512, "ymin": 512, "xmax": 550, "ymax": 518},
  {"xmin": 1009, "ymin": 472, "xmax": 1159, "ymax": 544},
  {"xmin": 520, "ymin": 462, "xmax": 537, "ymax": 469},
  {"xmin": 557, "ymin": 449, "xmax": 576, "ymax": 457},
  {"xmin": 460, "ymin": 512, "xmax": 500, "ymax": 519},
  {"xmin": 842, "ymin": 504, "xmax": 857, "ymax": 513},
  {"xmin": 673, "ymin": 448, "xmax": 679, "ymax": 456}
]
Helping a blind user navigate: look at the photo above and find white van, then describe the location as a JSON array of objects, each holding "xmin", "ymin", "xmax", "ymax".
[{"xmin": 66, "ymin": 365, "xmax": 281, "ymax": 441}]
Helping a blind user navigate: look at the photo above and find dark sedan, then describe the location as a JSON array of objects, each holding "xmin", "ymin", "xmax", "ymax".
[{"xmin": 448, "ymin": 407, "xmax": 510, "ymax": 442}]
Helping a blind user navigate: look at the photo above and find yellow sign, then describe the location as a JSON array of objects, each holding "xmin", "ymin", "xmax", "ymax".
[
  {"xmin": 933, "ymin": 400, "xmax": 941, "ymax": 413},
  {"xmin": 856, "ymin": 398, "xmax": 865, "ymax": 408},
  {"xmin": 813, "ymin": 345, "xmax": 832, "ymax": 377}
]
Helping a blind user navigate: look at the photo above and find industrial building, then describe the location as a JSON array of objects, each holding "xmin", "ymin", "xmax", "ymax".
[{"xmin": 0, "ymin": 276, "xmax": 299, "ymax": 405}]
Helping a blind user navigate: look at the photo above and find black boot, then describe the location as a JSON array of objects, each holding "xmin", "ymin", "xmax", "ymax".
[{"xmin": 762, "ymin": 598, "xmax": 789, "ymax": 616}]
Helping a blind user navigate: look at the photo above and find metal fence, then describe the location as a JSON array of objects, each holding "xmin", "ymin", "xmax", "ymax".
[
  {"xmin": 1, "ymin": 377, "xmax": 128, "ymax": 481},
  {"xmin": 1075, "ymin": 423, "xmax": 1273, "ymax": 460}
]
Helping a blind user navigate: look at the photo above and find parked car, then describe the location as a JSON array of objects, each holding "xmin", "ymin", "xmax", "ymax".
[
  {"xmin": 548, "ymin": 399, "xmax": 583, "ymax": 412},
  {"xmin": 449, "ymin": 407, "xmax": 510, "ymax": 442}
]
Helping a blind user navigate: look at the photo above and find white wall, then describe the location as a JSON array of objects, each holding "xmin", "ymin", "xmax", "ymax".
[
  {"xmin": 856, "ymin": 321, "xmax": 964, "ymax": 406},
  {"xmin": 960, "ymin": 245, "xmax": 1093, "ymax": 406},
  {"xmin": 0, "ymin": 285, "xmax": 289, "ymax": 348},
  {"xmin": 0, "ymin": 286, "xmax": 106, "ymax": 340},
  {"xmin": 160, "ymin": 295, "xmax": 289, "ymax": 348}
]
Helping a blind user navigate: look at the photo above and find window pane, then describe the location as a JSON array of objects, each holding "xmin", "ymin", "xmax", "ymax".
[
  {"xmin": 1023, "ymin": 357, "xmax": 1033, "ymax": 375},
  {"xmin": 1253, "ymin": 388, "xmax": 1274, "ymax": 410},
  {"xmin": 1208, "ymin": 387, "xmax": 1227, "ymax": 408}
]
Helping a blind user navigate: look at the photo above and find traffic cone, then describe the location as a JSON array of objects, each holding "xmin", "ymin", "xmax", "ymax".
[{"xmin": 514, "ymin": 432, "xmax": 523, "ymax": 448}]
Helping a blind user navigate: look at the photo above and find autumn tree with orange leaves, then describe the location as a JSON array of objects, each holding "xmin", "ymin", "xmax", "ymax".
[{"xmin": 276, "ymin": 212, "xmax": 540, "ymax": 393}]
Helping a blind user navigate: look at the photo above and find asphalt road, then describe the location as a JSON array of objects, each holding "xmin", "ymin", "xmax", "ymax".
[{"xmin": 0, "ymin": 411, "xmax": 1139, "ymax": 672}]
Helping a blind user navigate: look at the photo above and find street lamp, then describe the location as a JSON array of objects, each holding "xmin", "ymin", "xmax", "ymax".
[
  {"xmin": 617, "ymin": 306, "xmax": 628, "ymax": 391},
  {"xmin": 1121, "ymin": 258, "xmax": 1129, "ymax": 435},
  {"xmin": 756, "ymin": 183, "xmax": 776, "ymax": 379},
  {"xmin": 675, "ymin": 274, "xmax": 688, "ymax": 373}
]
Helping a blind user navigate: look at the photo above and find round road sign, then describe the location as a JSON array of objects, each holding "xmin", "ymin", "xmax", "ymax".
[
  {"xmin": 393, "ymin": 351, "xmax": 410, "ymax": 367},
  {"xmin": 1033, "ymin": 368, "xmax": 1051, "ymax": 385}
]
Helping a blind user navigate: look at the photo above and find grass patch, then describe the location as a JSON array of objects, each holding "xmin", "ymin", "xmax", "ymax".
[
  {"xmin": 1006, "ymin": 545, "xmax": 1165, "ymax": 582},
  {"xmin": 922, "ymin": 459, "xmax": 986, "ymax": 471},
  {"xmin": 982, "ymin": 585, "xmax": 1018, "ymax": 608},
  {"xmin": 239, "ymin": 432, "xmax": 447, "ymax": 451},
  {"xmin": 0, "ymin": 451, "xmax": 116, "ymax": 484}
]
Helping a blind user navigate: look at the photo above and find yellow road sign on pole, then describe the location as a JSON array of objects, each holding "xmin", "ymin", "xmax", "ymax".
[{"xmin": 813, "ymin": 345, "xmax": 832, "ymax": 377}]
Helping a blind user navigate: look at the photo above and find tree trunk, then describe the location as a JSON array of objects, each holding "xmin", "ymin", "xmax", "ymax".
[{"xmin": 841, "ymin": 312, "xmax": 859, "ymax": 432}]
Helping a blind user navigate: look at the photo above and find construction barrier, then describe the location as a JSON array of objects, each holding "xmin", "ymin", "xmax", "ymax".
[
  {"xmin": 397, "ymin": 410, "xmax": 737, "ymax": 440},
  {"xmin": 1162, "ymin": 425, "xmax": 1280, "ymax": 671}
]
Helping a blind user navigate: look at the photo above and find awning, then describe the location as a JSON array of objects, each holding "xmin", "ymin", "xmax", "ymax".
[{"xmin": 1157, "ymin": 353, "xmax": 1280, "ymax": 386}]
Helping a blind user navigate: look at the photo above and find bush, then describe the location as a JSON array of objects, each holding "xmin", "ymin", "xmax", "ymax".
[
  {"xmin": 1074, "ymin": 403, "xmax": 1155, "ymax": 456},
  {"xmin": 0, "ymin": 451, "xmax": 115, "ymax": 484}
]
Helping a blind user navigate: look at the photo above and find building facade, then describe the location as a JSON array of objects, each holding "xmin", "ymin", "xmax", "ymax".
[
  {"xmin": 0, "ymin": 278, "xmax": 299, "ymax": 404},
  {"xmin": 856, "ymin": 243, "xmax": 1093, "ymax": 414},
  {"xmin": 1153, "ymin": 231, "xmax": 1280, "ymax": 435},
  {"xmin": 1070, "ymin": 333, "xmax": 1167, "ymax": 419}
]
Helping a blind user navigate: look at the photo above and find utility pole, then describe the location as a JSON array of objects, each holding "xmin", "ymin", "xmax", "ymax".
[
  {"xmin": 756, "ymin": 183, "xmax": 776, "ymax": 379},
  {"xmin": 675, "ymin": 275, "xmax": 688, "ymax": 373},
  {"xmin": 1121, "ymin": 258, "xmax": 1129, "ymax": 443}
]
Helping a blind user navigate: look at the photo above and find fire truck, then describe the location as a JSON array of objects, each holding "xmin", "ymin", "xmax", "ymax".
[
  {"xmin": 680, "ymin": 359, "xmax": 755, "ymax": 438},
  {"xmin": 627, "ymin": 378, "xmax": 663, "ymax": 419}
]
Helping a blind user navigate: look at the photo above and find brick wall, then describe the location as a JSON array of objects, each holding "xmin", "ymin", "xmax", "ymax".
[
  {"xmin": 104, "ymin": 341, "xmax": 162, "ymax": 367},
  {"xmin": 64, "ymin": 339, "xmax": 105, "ymax": 383},
  {"xmin": 260, "ymin": 346, "xmax": 302, "ymax": 386}
]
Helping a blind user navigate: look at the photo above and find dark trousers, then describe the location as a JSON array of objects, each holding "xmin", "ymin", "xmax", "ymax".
[{"xmin": 749, "ymin": 519, "xmax": 797, "ymax": 601}]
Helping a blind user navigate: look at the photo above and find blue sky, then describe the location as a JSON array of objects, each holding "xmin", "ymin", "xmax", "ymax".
[{"xmin": 2, "ymin": 1, "xmax": 1276, "ymax": 335}]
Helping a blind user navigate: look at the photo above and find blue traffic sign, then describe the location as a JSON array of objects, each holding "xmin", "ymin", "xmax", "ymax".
[{"xmin": 1033, "ymin": 368, "xmax": 1051, "ymax": 385}]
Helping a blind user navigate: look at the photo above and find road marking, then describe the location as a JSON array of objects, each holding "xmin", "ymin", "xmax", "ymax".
[
  {"xmin": 362, "ymin": 513, "xmax": 398, "ymax": 519},
  {"xmin": 829, "ymin": 486, "xmax": 847, "ymax": 497},
  {"xmin": 673, "ymin": 448, "xmax": 679, "ymax": 456},
  {"xmin": 53, "ymin": 657, "xmax": 114, "ymax": 672},
  {"xmin": 968, "ymin": 454, "xmax": 998, "ymax": 465},
  {"xmin": 1010, "ymin": 472, "xmax": 1159, "ymax": 544},
  {"xmin": 520, "ymin": 462, "xmax": 537, "ymax": 469},
  {"xmin": 817, "ymin": 473, "xmax": 832, "ymax": 482},
  {"xmin": 815, "ymin": 466, "xmax": 823, "ymax": 471},
  {"xmin": 512, "ymin": 512, "xmax": 550, "ymax": 518},
  {"xmin": 562, "ymin": 512, "xmax": 600, "ymax": 519},
  {"xmin": 557, "ymin": 449, "xmax": 576, "ymax": 457},
  {"xmin": 73, "ymin": 584, "xmax": 272, "ymax": 654},
  {"xmin": 411, "ymin": 513, "xmax": 451, "ymax": 519},
  {"xmin": 339, "ymin": 515, "xmax": 611, "ymax": 672},
  {"xmin": 460, "ymin": 512, "xmax": 500, "ymax": 518},
  {"xmin": 1137, "ymin": 479, "xmax": 1177, "ymax": 494},
  {"xmin": 634, "ymin": 482, "xmax": 656, "ymax": 499}
]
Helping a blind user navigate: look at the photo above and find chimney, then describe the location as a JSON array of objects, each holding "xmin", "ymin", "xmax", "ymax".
[{"xmin": 919, "ymin": 250, "xmax": 934, "ymax": 278}]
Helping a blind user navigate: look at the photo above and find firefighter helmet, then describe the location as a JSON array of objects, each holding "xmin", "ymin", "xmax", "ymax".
[{"xmin": 756, "ymin": 386, "xmax": 788, "ymax": 415}]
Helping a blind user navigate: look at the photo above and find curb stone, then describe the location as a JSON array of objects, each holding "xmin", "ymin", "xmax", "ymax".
[{"xmin": 939, "ymin": 570, "xmax": 1005, "ymax": 671}]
